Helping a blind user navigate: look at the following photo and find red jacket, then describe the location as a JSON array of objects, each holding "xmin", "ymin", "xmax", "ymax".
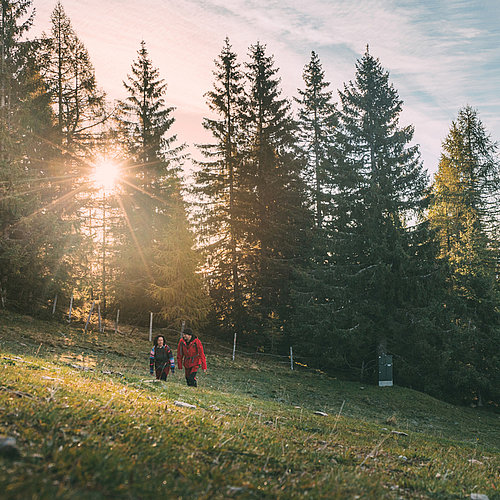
[{"xmin": 177, "ymin": 337, "xmax": 207, "ymax": 370}]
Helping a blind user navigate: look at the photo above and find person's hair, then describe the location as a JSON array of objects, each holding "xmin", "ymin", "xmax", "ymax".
[
  {"xmin": 153, "ymin": 335, "xmax": 166, "ymax": 347},
  {"xmin": 183, "ymin": 328, "xmax": 193, "ymax": 336}
]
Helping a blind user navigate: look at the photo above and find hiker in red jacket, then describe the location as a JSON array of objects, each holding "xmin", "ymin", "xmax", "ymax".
[{"xmin": 177, "ymin": 328, "xmax": 207, "ymax": 387}]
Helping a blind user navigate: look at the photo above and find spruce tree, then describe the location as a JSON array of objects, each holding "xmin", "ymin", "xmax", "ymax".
[
  {"xmin": 39, "ymin": 1, "xmax": 110, "ymax": 314},
  {"xmin": 114, "ymin": 40, "xmax": 182, "ymax": 249},
  {"xmin": 240, "ymin": 42, "xmax": 312, "ymax": 341},
  {"xmin": 327, "ymin": 47, "xmax": 429, "ymax": 377},
  {"xmin": 37, "ymin": 2, "xmax": 109, "ymax": 311},
  {"xmin": 113, "ymin": 41, "xmax": 206, "ymax": 325},
  {"xmin": 295, "ymin": 51, "xmax": 338, "ymax": 227},
  {"xmin": 428, "ymin": 106, "xmax": 500, "ymax": 404},
  {"xmin": 289, "ymin": 51, "xmax": 338, "ymax": 358},
  {"xmin": 194, "ymin": 37, "xmax": 246, "ymax": 336},
  {"xmin": 0, "ymin": 0, "xmax": 80, "ymax": 313},
  {"xmin": 113, "ymin": 40, "xmax": 179, "ymax": 315}
]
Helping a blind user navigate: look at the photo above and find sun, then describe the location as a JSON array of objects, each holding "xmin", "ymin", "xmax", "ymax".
[{"xmin": 93, "ymin": 161, "xmax": 119, "ymax": 192}]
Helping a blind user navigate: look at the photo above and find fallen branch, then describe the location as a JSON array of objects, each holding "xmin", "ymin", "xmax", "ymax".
[{"xmin": 0, "ymin": 386, "xmax": 34, "ymax": 398}]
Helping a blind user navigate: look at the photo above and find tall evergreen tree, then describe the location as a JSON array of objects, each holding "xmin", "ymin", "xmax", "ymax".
[
  {"xmin": 295, "ymin": 51, "xmax": 338, "ymax": 227},
  {"xmin": 239, "ymin": 42, "xmax": 312, "ymax": 341},
  {"xmin": 113, "ymin": 40, "xmax": 178, "ymax": 315},
  {"xmin": 114, "ymin": 40, "xmax": 182, "ymax": 245},
  {"xmin": 322, "ymin": 47, "xmax": 429, "ymax": 377},
  {"xmin": 0, "ymin": 0, "xmax": 81, "ymax": 313},
  {"xmin": 289, "ymin": 51, "xmax": 338, "ymax": 358},
  {"xmin": 428, "ymin": 106, "xmax": 500, "ymax": 404},
  {"xmin": 113, "ymin": 41, "xmax": 207, "ymax": 325},
  {"xmin": 38, "ymin": 1, "xmax": 108, "ymax": 312},
  {"xmin": 194, "ymin": 38, "xmax": 246, "ymax": 336}
]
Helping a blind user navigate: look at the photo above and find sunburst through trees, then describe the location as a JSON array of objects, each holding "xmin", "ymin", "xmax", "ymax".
[
  {"xmin": 1, "ymin": 3, "xmax": 208, "ymax": 330},
  {"xmin": 0, "ymin": 1, "xmax": 498, "ymax": 406}
]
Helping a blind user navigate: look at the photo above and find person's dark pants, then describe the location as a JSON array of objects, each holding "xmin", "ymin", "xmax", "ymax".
[
  {"xmin": 184, "ymin": 366, "xmax": 198, "ymax": 387},
  {"xmin": 155, "ymin": 365, "xmax": 170, "ymax": 381}
]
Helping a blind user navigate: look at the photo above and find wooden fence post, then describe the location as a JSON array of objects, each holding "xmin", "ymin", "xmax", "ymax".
[
  {"xmin": 84, "ymin": 301, "xmax": 95, "ymax": 333},
  {"xmin": 52, "ymin": 294, "xmax": 58, "ymax": 315},
  {"xmin": 149, "ymin": 312, "xmax": 153, "ymax": 342},
  {"xmin": 67, "ymin": 294, "xmax": 74, "ymax": 323},
  {"xmin": 232, "ymin": 332, "xmax": 237, "ymax": 361},
  {"xmin": 115, "ymin": 309, "xmax": 120, "ymax": 334},
  {"xmin": 290, "ymin": 346, "xmax": 294, "ymax": 370},
  {"xmin": 97, "ymin": 303, "xmax": 102, "ymax": 332}
]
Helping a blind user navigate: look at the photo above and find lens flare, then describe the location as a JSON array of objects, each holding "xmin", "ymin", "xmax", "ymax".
[{"xmin": 93, "ymin": 161, "xmax": 119, "ymax": 191}]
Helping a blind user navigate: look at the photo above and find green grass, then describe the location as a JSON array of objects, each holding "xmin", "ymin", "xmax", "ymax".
[{"xmin": 0, "ymin": 310, "xmax": 498, "ymax": 499}]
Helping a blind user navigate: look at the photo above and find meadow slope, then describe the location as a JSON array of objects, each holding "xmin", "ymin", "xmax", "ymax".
[{"xmin": 0, "ymin": 310, "xmax": 498, "ymax": 499}]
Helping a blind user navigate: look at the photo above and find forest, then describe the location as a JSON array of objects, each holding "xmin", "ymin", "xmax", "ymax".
[{"xmin": 1, "ymin": 0, "xmax": 499, "ymax": 407}]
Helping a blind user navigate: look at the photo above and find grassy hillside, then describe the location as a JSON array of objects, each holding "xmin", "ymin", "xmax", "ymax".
[{"xmin": 0, "ymin": 310, "xmax": 498, "ymax": 499}]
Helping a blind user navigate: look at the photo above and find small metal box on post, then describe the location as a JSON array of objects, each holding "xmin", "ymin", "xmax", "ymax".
[{"xmin": 378, "ymin": 353, "xmax": 393, "ymax": 387}]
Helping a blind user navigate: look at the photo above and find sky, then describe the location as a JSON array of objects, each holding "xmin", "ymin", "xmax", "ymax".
[{"xmin": 30, "ymin": 0, "xmax": 500, "ymax": 180}]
